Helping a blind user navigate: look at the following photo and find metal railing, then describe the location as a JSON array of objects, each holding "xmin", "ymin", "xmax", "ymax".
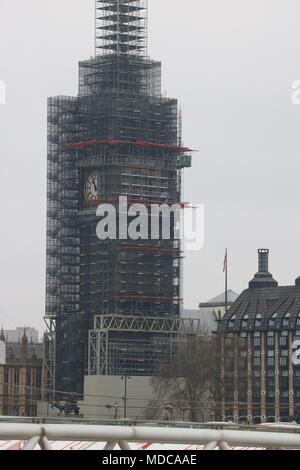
[{"xmin": 1, "ymin": 423, "xmax": 300, "ymax": 450}]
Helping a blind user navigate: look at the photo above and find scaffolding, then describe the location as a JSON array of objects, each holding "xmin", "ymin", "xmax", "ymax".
[
  {"xmin": 45, "ymin": 0, "xmax": 193, "ymax": 396},
  {"xmin": 88, "ymin": 315, "xmax": 203, "ymax": 376},
  {"xmin": 42, "ymin": 316, "xmax": 56, "ymax": 401},
  {"xmin": 95, "ymin": 0, "xmax": 148, "ymax": 57}
]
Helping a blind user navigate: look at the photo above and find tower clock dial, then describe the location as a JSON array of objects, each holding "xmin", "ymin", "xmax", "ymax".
[{"xmin": 84, "ymin": 172, "xmax": 101, "ymax": 202}]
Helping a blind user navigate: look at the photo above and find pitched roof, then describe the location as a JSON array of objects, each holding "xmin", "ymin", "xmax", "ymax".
[
  {"xmin": 200, "ymin": 290, "xmax": 239, "ymax": 307},
  {"xmin": 219, "ymin": 284, "xmax": 300, "ymax": 332}
]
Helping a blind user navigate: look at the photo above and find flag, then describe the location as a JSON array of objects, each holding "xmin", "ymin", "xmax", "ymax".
[{"xmin": 223, "ymin": 249, "xmax": 227, "ymax": 273}]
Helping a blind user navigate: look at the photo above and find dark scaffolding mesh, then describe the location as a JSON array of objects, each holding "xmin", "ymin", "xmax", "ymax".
[{"xmin": 45, "ymin": 1, "xmax": 191, "ymax": 398}]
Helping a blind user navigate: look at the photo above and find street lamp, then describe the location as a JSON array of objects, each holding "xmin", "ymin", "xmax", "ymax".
[
  {"xmin": 163, "ymin": 403, "xmax": 174, "ymax": 421},
  {"xmin": 121, "ymin": 376, "xmax": 131, "ymax": 419},
  {"xmin": 114, "ymin": 402, "xmax": 119, "ymax": 420},
  {"xmin": 106, "ymin": 402, "xmax": 119, "ymax": 420}
]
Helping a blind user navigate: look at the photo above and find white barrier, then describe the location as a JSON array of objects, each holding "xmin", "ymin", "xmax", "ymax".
[{"xmin": 0, "ymin": 423, "xmax": 300, "ymax": 450}]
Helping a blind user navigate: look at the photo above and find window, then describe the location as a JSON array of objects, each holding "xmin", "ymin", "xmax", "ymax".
[
  {"xmin": 280, "ymin": 336, "xmax": 287, "ymax": 346},
  {"xmin": 282, "ymin": 312, "xmax": 290, "ymax": 327},
  {"xmin": 225, "ymin": 335, "xmax": 234, "ymax": 346},
  {"xmin": 13, "ymin": 369, "xmax": 19, "ymax": 389},
  {"xmin": 253, "ymin": 378, "xmax": 261, "ymax": 389},
  {"xmin": 228, "ymin": 314, "xmax": 236, "ymax": 329},
  {"xmin": 268, "ymin": 378, "xmax": 275, "ymax": 387},
  {"xmin": 26, "ymin": 369, "xmax": 32, "ymax": 387},
  {"xmin": 269, "ymin": 313, "xmax": 277, "ymax": 327},
  {"xmin": 241, "ymin": 314, "xmax": 249, "ymax": 328},
  {"xmin": 3, "ymin": 370, "xmax": 8, "ymax": 395},
  {"xmin": 295, "ymin": 376, "xmax": 300, "ymax": 386},
  {"xmin": 280, "ymin": 357, "xmax": 287, "ymax": 366},
  {"xmin": 255, "ymin": 313, "xmax": 262, "ymax": 327},
  {"xmin": 280, "ymin": 377, "xmax": 288, "ymax": 387}
]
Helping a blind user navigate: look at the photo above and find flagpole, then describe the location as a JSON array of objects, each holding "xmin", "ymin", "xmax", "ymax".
[{"xmin": 225, "ymin": 249, "xmax": 228, "ymax": 313}]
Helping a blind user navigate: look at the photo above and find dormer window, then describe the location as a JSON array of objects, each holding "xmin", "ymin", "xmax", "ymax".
[
  {"xmin": 282, "ymin": 312, "xmax": 290, "ymax": 327},
  {"xmin": 255, "ymin": 313, "xmax": 262, "ymax": 327},
  {"xmin": 241, "ymin": 314, "xmax": 249, "ymax": 328},
  {"xmin": 228, "ymin": 314, "xmax": 236, "ymax": 329},
  {"xmin": 269, "ymin": 312, "xmax": 277, "ymax": 327}
]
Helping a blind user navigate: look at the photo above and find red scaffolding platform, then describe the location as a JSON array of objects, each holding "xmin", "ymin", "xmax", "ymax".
[{"xmin": 69, "ymin": 139, "xmax": 194, "ymax": 154}]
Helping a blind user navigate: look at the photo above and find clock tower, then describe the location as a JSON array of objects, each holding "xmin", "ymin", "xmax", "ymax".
[{"xmin": 45, "ymin": 0, "xmax": 192, "ymax": 397}]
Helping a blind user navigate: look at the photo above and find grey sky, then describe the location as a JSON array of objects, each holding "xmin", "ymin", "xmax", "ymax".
[{"xmin": 0, "ymin": 0, "xmax": 300, "ymax": 332}]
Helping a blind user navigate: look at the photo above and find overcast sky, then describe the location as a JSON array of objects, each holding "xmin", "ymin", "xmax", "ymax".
[{"xmin": 1, "ymin": 0, "xmax": 300, "ymax": 332}]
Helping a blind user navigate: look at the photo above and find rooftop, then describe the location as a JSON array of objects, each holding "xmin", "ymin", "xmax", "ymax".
[{"xmin": 219, "ymin": 249, "xmax": 300, "ymax": 332}]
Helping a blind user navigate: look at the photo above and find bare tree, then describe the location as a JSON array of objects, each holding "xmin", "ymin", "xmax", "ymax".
[{"xmin": 148, "ymin": 330, "xmax": 217, "ymax": 422}]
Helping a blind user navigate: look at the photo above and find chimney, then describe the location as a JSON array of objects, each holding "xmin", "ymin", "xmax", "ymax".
[
  {"xmin": 249, "ymin": 249, "xmax": 278, "ymax": 289},
  {"xmin": 258, "ymin": 249, "xmax": 269, "ymax": 273}
]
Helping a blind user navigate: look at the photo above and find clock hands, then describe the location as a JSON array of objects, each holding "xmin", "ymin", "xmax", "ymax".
[{"xmin": 85, "ymin": 173, "xmax": 101, "ymax": 202}]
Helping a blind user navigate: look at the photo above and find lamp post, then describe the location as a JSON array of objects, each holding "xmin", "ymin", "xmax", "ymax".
[
  {"xmin": 105, "ymin": 403, "xmax": 119, "ymax": 420},
  {"xmin": 164, "ymin": 403, "xmax": 174, "ymax": 421},
  {"xmin": 121, "ymin": 376, "xmax": 131, "ymax": 419},
  {"xmin": 114, "ymin": 402, "xmax": 119, "ymax": 420}
]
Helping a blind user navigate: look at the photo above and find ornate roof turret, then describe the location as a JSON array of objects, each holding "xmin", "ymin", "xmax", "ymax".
[
  {"xmin": 0, "ymin": 328, "xmax": 5, "ymax": 342},
  {"xmin": 21, "ymin": 329, "xmax": 28, "ymax": 345}
]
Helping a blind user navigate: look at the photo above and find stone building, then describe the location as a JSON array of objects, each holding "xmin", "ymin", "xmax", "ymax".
[
  {"xmin": 0, "ymin": 329, "xmax": 43, "ymax": 416},
  {"xmin": 219, "ymin": 249, "xmax": 300, "ymax": 423}
]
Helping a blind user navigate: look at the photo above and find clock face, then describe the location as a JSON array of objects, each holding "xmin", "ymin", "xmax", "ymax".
[{"xmin": 84, "ymin": 172, "xmax": 101, "ymax": 202}]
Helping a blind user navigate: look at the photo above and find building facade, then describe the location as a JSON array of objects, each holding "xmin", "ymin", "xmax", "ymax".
[
  {"xmin": 0, "ymin": 329, "xmax": 43, "ymax": 417},
  {"xmin": 219, "ymin": 249, "xmax": 300, "ymax": 423},
  {"xmin": 45, "ymin": 0, "xmax": 192, "ymax": 397},
  {"xmin": 1, "ymin": 328, "xmax": 39, "ymax": 344}
]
